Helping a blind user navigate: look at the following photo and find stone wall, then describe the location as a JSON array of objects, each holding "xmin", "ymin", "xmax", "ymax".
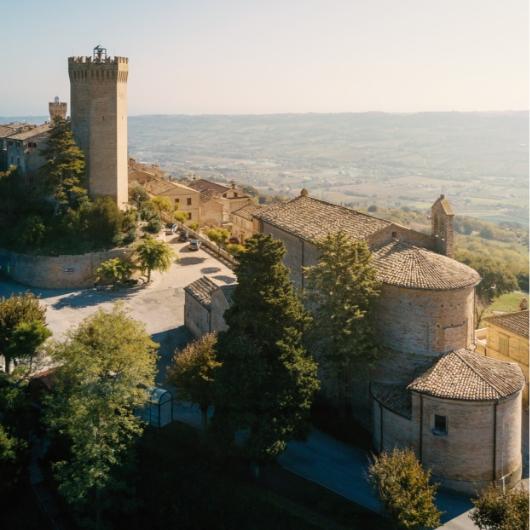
[
  {"xmin": 0, "ymin": 247, "xmax": 132, "ymax": 289},
  {"xmin": 415, "ymin": 392, "xmax": 522, "ymax": 494},
  {"xmin": 375, "ymin": 284, "xmax": 475, "ymax": 355},
  {"xmin": 184, "ymin": 292, "xmax": 210, "ymax": 338},
  {"xmin": 371, "ymin": 398, "xmax": 418, "ymax": 453}
]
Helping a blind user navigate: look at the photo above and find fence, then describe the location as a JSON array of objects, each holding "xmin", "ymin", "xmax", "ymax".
[{"xmin": 175, "ymin": 222, "xmax": 237, "ymax": 269}]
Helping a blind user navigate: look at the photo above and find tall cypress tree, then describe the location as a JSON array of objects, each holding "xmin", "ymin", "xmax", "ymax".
[
  {"xmin": 214, "ymin": 234, "xmax": 319, "ymax": 466},
  {"xmin": 40, "ymin": 117, "xmax": 88, "ymax": 211},
  {"xmin": 304, "ymin": 231, "xmax": 380, "ymax": 413}
]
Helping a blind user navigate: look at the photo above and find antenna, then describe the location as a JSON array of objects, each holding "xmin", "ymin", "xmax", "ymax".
[{"xmin": 93, "ymin": 44, "xmax": 108, "ymax": 62}]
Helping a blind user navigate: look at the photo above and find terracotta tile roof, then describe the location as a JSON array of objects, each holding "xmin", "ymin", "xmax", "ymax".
[
  {"xmin": 232, "ymin": 202, "xmax": 262, "ymax": 221},
  {"xmin": 7, "ymin": 123, "xmax": 51, "ymax": 141},
  {"xmin": 145, "ymin": 178, "xmax": 197, "ymax": 195},
  {"xmin": 373, "ymin": 240, "xmax": 480, "ymax": 290},
  {"xmin": 407, "ymin": 349, "xmax": 525, "ymax": 401},
  {"xmin": 254, "ymin": 194, "xmax": 391, "ymax": 242},
  {"xmin": 188, "ymin": 178, "xmax": 231, "ymax": 195},
  {"xmin": 184, "ymin": 276, "xmax": 219, "ymax": 309},
  {"xmin": 484, "ymin": 310, "xmax": 529, "ymax": 339},
  {"xmin": 371, "ymin": 382, "xmax": 412, "ymax": 418}
]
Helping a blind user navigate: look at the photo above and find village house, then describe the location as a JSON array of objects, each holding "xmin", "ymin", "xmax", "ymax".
[
  {"xmin": 230, "ymin": 202, "xmax": 262, "ymax": 242},
  {"xmin": 476, "ymin": 310, "xmax": 529, "ymax": 406},
  {"xmin": 188, "ymin": 178, "xmax": 252, "ymax": 227},
  {"xmin": 184, "ymin": 276, "xmax": 236, "ymax": 338},
  {"xmin": 128, "ymin": 159, "xmax": 201, "ymax": 222}
]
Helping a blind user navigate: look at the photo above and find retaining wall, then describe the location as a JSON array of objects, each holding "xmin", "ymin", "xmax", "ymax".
[{"xmin": 0, "ymin": 247, "xmax": 132, "ymax": 289}]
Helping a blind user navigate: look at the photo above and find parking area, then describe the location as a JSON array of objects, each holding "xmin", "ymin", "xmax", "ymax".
[{"xmin": 0, "ymin": 239, "xmax": 236, "ymax": 382}]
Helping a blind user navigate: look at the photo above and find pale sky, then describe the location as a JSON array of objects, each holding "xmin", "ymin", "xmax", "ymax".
[{"xmin": 1, "ymin": 0, "xmax": 528, "ymax": 115}]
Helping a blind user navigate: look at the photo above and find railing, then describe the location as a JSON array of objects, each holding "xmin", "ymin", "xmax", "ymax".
[{"xmin": 174, "ymin": 222, "xmax": 237, "ymax": 269}]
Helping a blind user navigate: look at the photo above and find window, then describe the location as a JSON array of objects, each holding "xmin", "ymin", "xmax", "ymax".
[
  {"xmin": 222, "ymin": 193, "xmax": 227, "ymax": 198},
  {"xmin": 433, "ymin": 414, "xmax": 447, "ymax": 435},
  {"xmin": 187, "ymin": 198, "xmax": 192, "ymax": 206},
  {"xmin": 499, "ymin": 334, "xmax": 510, "ymax": 355},
  {"xmin": 175, "ymin": 198, "xmax": 180, "ymax": 204},
  {"xmin": 234, "ymin": 192, "xmax": 238, "ymax": 197},
  {"xmin": 391, "ymin": 231, "xmax": 398, "ymax": 239},
  {"xmin": 187, "ymin": 212, "xmax": 192, "ymax": 220}
]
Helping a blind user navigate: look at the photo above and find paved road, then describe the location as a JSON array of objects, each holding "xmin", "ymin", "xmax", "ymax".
[{"xmin": 0, "ymin": 239, "xmax": 236, "ymax": 379}]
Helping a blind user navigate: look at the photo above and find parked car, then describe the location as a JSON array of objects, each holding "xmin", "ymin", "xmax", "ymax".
[
  {"xmin": 189, "ymin": 239, "xmax": 201, "ymax": 251},
  {"xmin": 178, "ymin": 230, "xmax": 189, "ymax": 242}
]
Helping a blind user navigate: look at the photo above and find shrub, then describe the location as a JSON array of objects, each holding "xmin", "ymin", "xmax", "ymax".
[
  {"xmin": 84, "ymin": 197, "xmax": 123, "ymax": 249},
  {"xmin": 96, "ymin": 257, "xmax": 135, "ymax": 285},
  {"xmin": 206, "ymin": 227, "xmax": 230, "ymax": 248},
  {"xmin": 471, "ymin": 485, "xmax": 529, "ymax": 530},
  {"xmin": 145, "ymin": 217, "xmax": 162, "ymax": 234},
  {"xmin": 368, "ymin": 448, "xmax": 441, "ymax": 530},
  {"xmin": 129, "ymin": 186, "xmax": 149, "ymax": 208},
  {"xmin": 226, "ymin": 243, "xmax": 245, "ymax": 256}
]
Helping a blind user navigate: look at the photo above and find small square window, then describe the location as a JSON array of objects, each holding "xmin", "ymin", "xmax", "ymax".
[
  {"xmin": 433, "ymin": 414, "xmax": 447, "ymax": 435},
  {"xmin": 175, "ymin": 198, "xmax": 180, "ymax": 203}
]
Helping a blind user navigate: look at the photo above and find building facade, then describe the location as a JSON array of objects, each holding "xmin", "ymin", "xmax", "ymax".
[
  {"xmin": 477, "ymin": 310, "xmax": 529, "ymax": 406},
  {"xmin": 230, "ymin": 203, "xmax": 262, "ymax": 242},
  {"xmin": 68, "ymin": 46, "xmax": 129, "ymax": 209}
]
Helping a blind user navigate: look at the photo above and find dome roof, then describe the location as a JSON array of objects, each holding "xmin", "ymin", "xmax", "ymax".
[
  {"xmin": 373, "ymin": 240, "xmax": 480, "ymax": 290},
  {"xmin": 407, "ymin": 349, "xmax": 525, "ymax": 401}
]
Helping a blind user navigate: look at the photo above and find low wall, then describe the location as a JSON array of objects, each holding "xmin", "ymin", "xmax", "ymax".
[{"xmin": 0, "ymin": 247, "xmax": 133, "ymax": 289}]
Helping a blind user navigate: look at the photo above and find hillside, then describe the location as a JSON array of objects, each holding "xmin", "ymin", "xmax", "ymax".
[{"xmin": 127, "ymin": 112, "xmax": 529, "ymax": 225}]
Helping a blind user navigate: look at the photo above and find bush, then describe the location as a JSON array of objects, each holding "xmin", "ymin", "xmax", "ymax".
[
  {"xmin": 145, "ymin": 217, "xmax": 162, "ymax": 234},
  {"xmin": 226, "ymin": 243, "xmax": 245, "ymax": 256},
  {"xmin": 129, "ymin": 186, "xmax": 149, "ymax": 208},
  {"xmin": 84, "ymin": 197, "xmax": 123, "ymax": 249},
  {"xmin": 96, "ymin": 257, "xmax": 135, "ymax": 285},
  {"xmin": 368, "ymin": 448, "xmax": 441, "ymax": 530},
  {"xmin": 471, "ymin": 485, "xmax": 529, "ymax": 530}
]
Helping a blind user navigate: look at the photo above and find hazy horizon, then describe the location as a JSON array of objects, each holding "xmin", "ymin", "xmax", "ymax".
[{"xmin": 1, "ymin": 0, "xmax": 527, "ymax": 115}]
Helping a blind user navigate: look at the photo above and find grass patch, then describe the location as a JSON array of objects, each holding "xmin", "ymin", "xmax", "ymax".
[{"xmin": 482, "ymin": 291, "xmax": 527, "ymax": 323}]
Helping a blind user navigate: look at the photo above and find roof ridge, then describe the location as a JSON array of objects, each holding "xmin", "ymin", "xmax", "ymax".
[
  {"xmin": 454, "ymin": 350, "xmax": 504, "ymax": 398},
  {"xmin": 292, "ymin": 194, "xmax": 392, "ymax": 226}
]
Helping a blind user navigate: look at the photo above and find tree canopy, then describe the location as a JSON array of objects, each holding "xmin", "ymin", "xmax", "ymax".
[
  {"xmin": 45, "ymin": 305, "xmax": 157, "ymax": 525},
  {"xmin": 135, "ymin": 237, "xmax": 175, "ymax": 282},
  {"xmin": 213, "ymin": 234, "xmax": 319, "ymax": 463},
  {"xmin": 369, "ymin": 448, "xmax": 441, "ymax": 530},
  {"xmin": 304, "ymin": 232, "xmax": 380, "ymax": 408},
  {"xmin": 167, "ymin": 333, "xmax": 220, "ymax": 429},
  {"xmin": 0, "ymin": 293, "xmax": 50, "ymax": 374}
]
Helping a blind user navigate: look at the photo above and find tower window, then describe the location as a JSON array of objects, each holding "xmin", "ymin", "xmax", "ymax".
[{"xmin": 433, "ymin": 414, "xmax": 447, "ymax": 435}]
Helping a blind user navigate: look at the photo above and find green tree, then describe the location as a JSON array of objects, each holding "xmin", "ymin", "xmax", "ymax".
[
  {"xmin": 40, "ymin": 117, "xmax": 88, "ymax": 211},
  {"xmin": 45, "ymin": 305, "xmax": 157, "ymax": 528},
  {"xmin": 96, "ymin": 257, "xmax": 135, "ymax": 286},
  {"xmin": 471, "ymin": 485, "xmax": 529, "ymax": 530},
  {"xmin": 135, "ymin": 237, "xmax": 175, "ymax": 282},
  {"xmin": 214, "ymin": 234, "xmax": 319, "ymax": 468},
  {"xmin": 129, "ymin": 186, "xmax": 149, "ymax": 209},
  {"xmin": 84, "ymin": 197, "xmax": 124, "ymax": 249},
  {"xmin": 0, "ymin": 423, "xmax": 27, "ymax": 495},
  {"xmin": 304, "ymin": 232, "xmax": 380, "ymax": 411},
  {"xmin": 207, "ymin": 227, "xmax": 230, "ymax": 249},
  {"xmin": 174, "ymin": 210, "xmax": 187, "ymax": 223},
  {"xmin": 152, "ymin": 196, "xmax": 173, "ymax": 215},
  {"xmin": 369, "ymin": 448, "xmax": 441, "ymax": 530},
  {"xmin": 167, "ymin": 333, "xmax": 220, "ymax": 429},
  {"xmin": 0, "ymin": 294, "xmax": 50, "ymax": 374}
]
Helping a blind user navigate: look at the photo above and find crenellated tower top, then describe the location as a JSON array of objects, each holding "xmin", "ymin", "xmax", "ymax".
[{"xmin": 68, "ymin": 45, "xmax": 128, "ymax": 83}]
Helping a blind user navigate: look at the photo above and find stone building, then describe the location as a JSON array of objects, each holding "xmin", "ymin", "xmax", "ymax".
[
  {"xmin": 476, "ymin": 310, "xmax": 529, "ymax": 406},
  {"xmin": 143, "ymin": 179, "xmax": 200, "ymax": 223},
  {"xmin": 184, "ymin": 276, "xmax": 236, "ymax": 337},
  {"xmin": 249, "ymin": 190, "xmax": 525, "ymax": 492},
  {"xmin": 188, "ymin": 178, "xmax": 252, "ymax": 226},
  {"xmin": 231, "ymin": 202, "xmax": 262, "ymax": 242},
  {"xmin": 68, "ymin": 46, "xmax": 129, "ymax": 209},
  {"xmin": 372, "ymin": 350, "xmax": 524, "ymax": 494}
]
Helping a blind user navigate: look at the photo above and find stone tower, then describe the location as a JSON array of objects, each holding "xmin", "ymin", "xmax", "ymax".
[
  {"xmin": 68, "ymin": 45, "xmax": 128, "ymax": 209},
  {"xmin": 48, "ymin": 96, "xmax": 67, "ymax": 121},
  {"xmin": 431, "ymin": 194, "xmax": 455, "ymax": 258}
]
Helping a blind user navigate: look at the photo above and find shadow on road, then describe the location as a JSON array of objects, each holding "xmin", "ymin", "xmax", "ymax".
[
  {"xmin": 152, "ymin": 325, "xmax": 192, "ymax": 386},
  {"xmin": 52, "ymin": 286, "xmax": 137, "ymax": 309},
  {"xmin": 180, "ymin": 256, "xmax": 207, "ymax": 266},
  {"xmin": 213, "ymin": 274, "xmax": 236, "ymax": 284},
  {"xmin": 201, "ymin": 266, "xmax": 221, "ymax": 274}
]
